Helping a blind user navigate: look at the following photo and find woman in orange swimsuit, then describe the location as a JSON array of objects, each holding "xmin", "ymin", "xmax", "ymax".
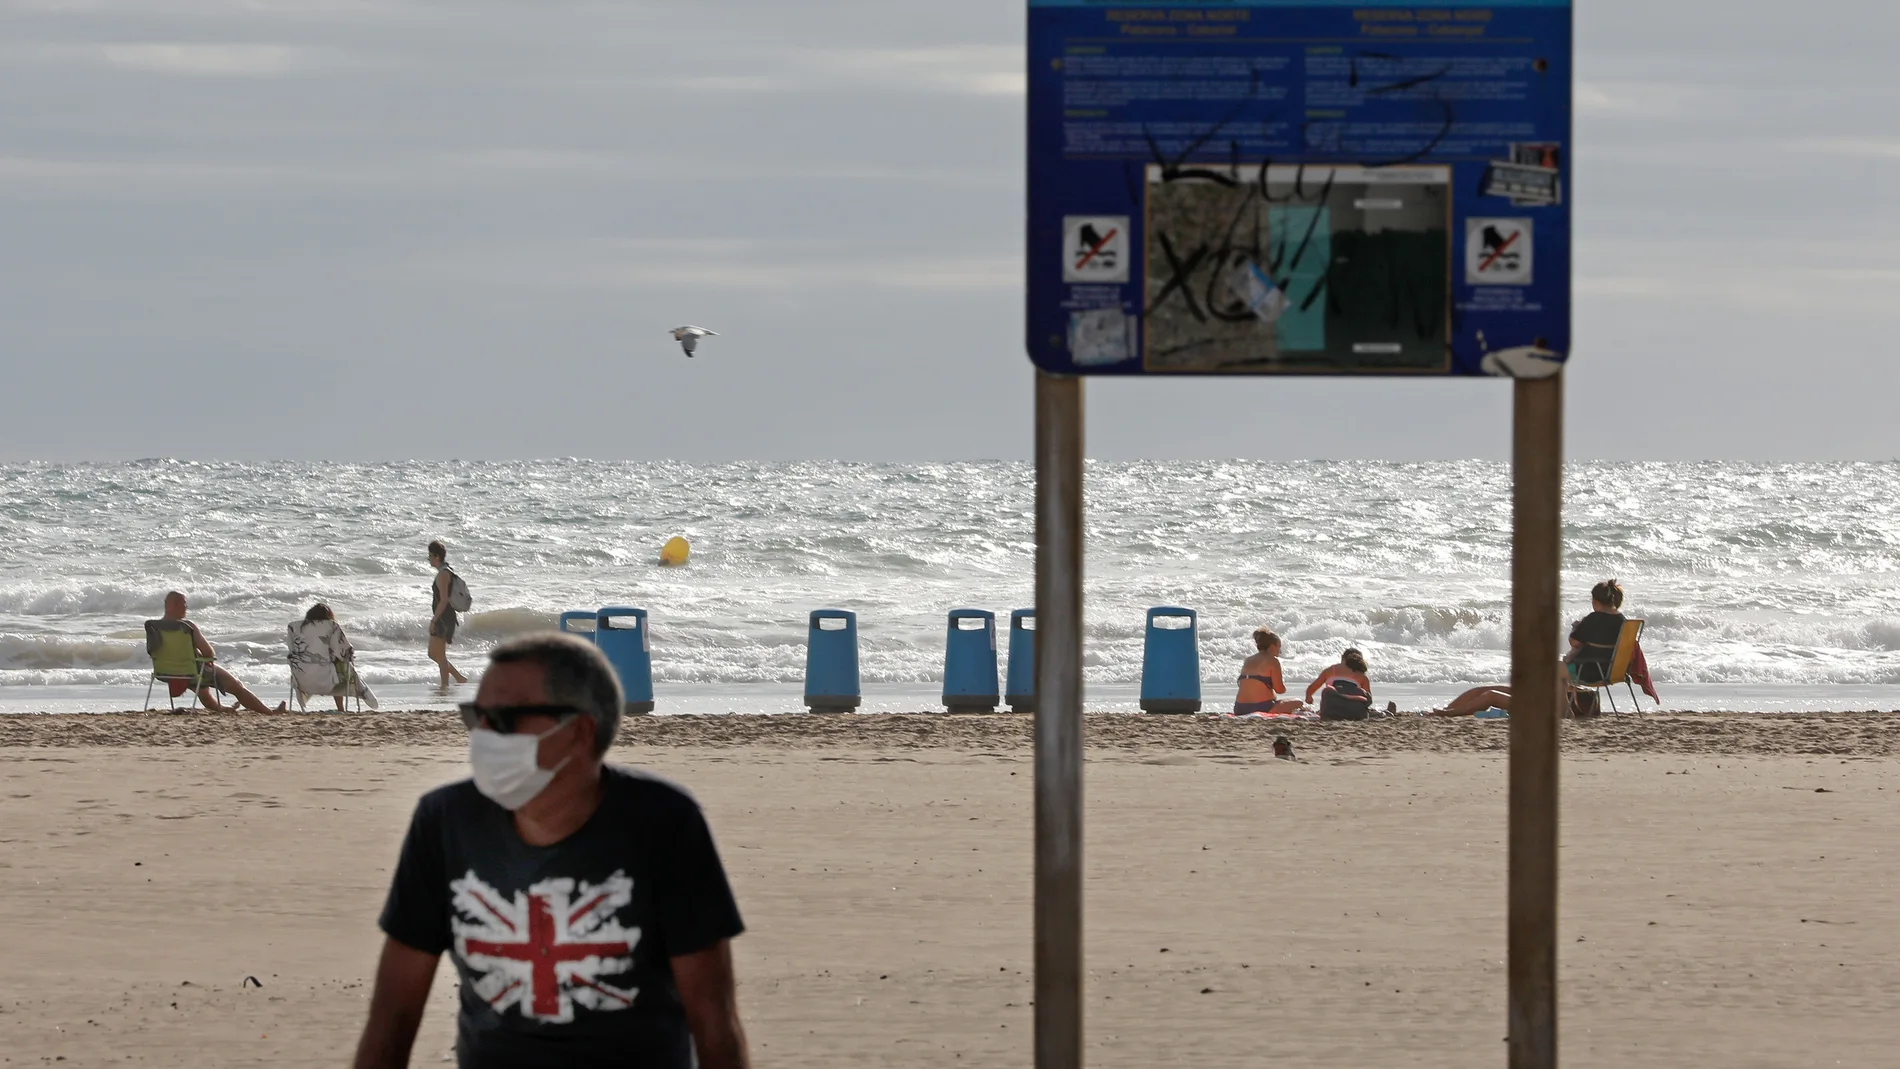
[{"xmin": 1233, "ymin": 628, "xmax": 1305, "ymax": 716}]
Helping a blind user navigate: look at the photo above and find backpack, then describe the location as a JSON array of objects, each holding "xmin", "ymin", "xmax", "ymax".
[{"xmin": 445, "ymin": 569, "xmax": 473, "ymax": 612}]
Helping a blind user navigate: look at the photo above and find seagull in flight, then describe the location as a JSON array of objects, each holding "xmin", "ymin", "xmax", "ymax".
[{"xmin": 670, "ymin": 325, "xmax": 718, "ymax": 357}]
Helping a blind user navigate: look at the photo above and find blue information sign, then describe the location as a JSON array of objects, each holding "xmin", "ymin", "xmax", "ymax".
[{"xmin": 1027, "ymin": 0, "xmax": 1571, "ymax": 376}]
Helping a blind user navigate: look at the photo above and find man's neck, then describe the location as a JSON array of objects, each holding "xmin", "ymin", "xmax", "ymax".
[{"xmin": 512, "ymin": 768, "xmax": 605, "ymax": 847}]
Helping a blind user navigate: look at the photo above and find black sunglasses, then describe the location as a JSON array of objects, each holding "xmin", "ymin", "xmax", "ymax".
[{"xmin": 458, "ymin": 703, "xmax": 583, "ymax": 734}]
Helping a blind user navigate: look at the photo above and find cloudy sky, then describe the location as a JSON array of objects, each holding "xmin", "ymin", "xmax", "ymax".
[{"xmin": 2, "ymin": 0, "xmax": 1894, "ymax": 462}]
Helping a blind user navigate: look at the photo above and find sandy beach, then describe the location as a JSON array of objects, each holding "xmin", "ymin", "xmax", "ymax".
[{"xmin": 5, "ymin": 711, "xmax": 1898, "ymax": 1067}]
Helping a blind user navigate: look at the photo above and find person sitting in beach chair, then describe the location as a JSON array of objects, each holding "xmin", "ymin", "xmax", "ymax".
[
  {"xmin": 1572, "ymin": 615, "xmax": 1657, "ymax": 714},
  {"xmin": 144, "ymin": 591, "xmax": 282, "ymax": 714},
  {"xmin": 1566, "ymin": 579, "xmax": 1628, "ymax": 688},
  {"xmin": 288, "ymin": 602, "xmax": 380, "ymax": 712},
  {"xmin": 1231, "ymin": 628, "xmax": 1307, "ymax": 717},
  {"xmin": 1429, "ymin": 645, "xmax": 1662, "ymax": 718},
  {"xmin": 1307, "ymin": 648, "xmax": 1381, "ymax": 721}
]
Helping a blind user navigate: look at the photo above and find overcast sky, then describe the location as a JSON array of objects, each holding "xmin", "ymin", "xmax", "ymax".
[{"xmin": 2, "ymin": 0, "xmax": 1895, "ymax": 462}]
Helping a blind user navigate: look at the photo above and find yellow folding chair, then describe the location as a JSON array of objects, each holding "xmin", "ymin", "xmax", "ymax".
[
  {"xmin": 144, "ymin": 620, "xmax": 211, "ymax": 711},
  {"xmin": 1577, "ymin": 618, "xmax": 1645, "ymax": 713}
]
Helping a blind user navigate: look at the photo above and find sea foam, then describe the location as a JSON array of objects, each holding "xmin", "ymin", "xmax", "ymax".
[{"xmin": 2, "ymin": 460, "xmax": 1898, "ymax": 697}]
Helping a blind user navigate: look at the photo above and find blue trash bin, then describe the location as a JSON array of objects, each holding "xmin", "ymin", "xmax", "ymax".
[
  {"xmin": 1005, "ymin": 609, "xmax": 1036, "ymax": 713},
  {"xmin": 803, "ymin": 609, "xmax": 860, "ymax": 712},
  {"xmin": 942, "ymin": 609, "xmax": 999, "ymax": 713},
  {"xmin": 595, "ymin": 606, "xmax": 654, "ymax": 715},
  {"xmin": 558, "ymin": 611, "xmax": 598, "ymax": 641},
  {"xmin": 1139, "ymin": 606, "xmax": 1201, "ymax": 714}
]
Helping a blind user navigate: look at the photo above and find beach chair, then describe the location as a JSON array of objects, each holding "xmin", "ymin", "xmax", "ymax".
[
  {"xmin": 286, "ymin": 621, "xmax": 374, "ymax": 712},
  {"xmin": 144, "ymin": 620, "xmax": 210, "ymax": 711},
  {"xmin": 1576, "ymin": 618, "xmax": 1644, "ymax": 713}
]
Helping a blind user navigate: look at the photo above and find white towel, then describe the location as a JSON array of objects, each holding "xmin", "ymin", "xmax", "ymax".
[{"xmin": 287, "ymin": 620, "xmax": 379, "ymax": 709}]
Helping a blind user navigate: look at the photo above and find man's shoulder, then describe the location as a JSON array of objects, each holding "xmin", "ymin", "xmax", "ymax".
[
  {"xmin": 414, "ymin": 778, "xmax": 487, "ymax": 820},
  {"xmin": 602, "ymin": 764, "xmax": 704, "ymax": 815}
]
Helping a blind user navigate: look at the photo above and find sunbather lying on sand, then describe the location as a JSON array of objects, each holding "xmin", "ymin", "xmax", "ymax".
[{"xmin": 1426, "ymin": 685, "xmax": 1511, "ymax": 717}]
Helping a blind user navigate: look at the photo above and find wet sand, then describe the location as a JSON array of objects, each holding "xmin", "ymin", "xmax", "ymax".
[{"xmin": 4, "ymin": 712, "xmax": 1898, "ymax": 1066}]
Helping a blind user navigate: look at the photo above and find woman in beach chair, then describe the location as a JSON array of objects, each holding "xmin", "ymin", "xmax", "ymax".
[
  {"xmin": 287, "ymin": 603, "xmax": 379, "ymax": 711},
  {"xmin": 1231, "ymin": 628, "xmax": 1307, "ymax": 717},
  {"xmin": 1566, "ymin": 579, "xmax": 1627, "ymax": 688},
  {"xmin": 1431, "ymin": 581, "xmax": 1654, "ymax": 718}
]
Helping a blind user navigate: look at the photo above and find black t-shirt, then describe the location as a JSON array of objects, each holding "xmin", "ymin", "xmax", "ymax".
[
  {"xmin": 379, "ymin": 766, "xmax": 744, "ymax": 1069},
  {"xmin": 1569, "ymin": 611, "xmax": 1626, "ymax": 662}
]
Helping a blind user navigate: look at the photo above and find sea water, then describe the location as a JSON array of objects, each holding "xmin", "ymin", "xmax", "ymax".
[{"xmin": 3, "ymin": 460, "xmax": 1898, "ymax": 714}]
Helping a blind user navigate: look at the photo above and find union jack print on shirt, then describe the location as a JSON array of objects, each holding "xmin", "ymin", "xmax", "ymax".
[{"xmin": 449, "ymin": 869, "xmax": 642, "ymax": 1023}]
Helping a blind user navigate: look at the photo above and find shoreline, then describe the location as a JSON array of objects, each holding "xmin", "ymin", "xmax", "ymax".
[
  {"xmin": 7, "ymin": 679, "xmax": 1896, "ymax": 717},
  {"xmin": 5, "ymin": 708, "xmax": 1900, "ymax": 755}
]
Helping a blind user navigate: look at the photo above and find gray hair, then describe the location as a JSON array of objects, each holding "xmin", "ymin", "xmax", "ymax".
[{"xmin": 488, "ymin": 633, "xmax": 622, "ymax": 756}]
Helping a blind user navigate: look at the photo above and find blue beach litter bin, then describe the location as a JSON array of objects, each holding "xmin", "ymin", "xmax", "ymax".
[
  {"xmin": 558, "ymin": 611, "xmax": 598, "ymax": 640},
  {"xmin": 1006, "ymin": 609, "xmax": 1036, "ymax": 713},
  {"xmin": 942, "ymin": 609, "xmax": 999, "ymax": 713},
  {"xmin": 804, "ymin": 609, "xmax": 861, "ymax": 712},
  {"xmin": 595, "ymin": 606, "xmax": 655, "ymax": 715},
  {"xmin": 1139, "ymin": 607, "xmax": 1201, "ymax": 714}
]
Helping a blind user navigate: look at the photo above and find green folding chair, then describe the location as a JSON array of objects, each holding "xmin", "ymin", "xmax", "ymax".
[{"xmin": 144, "ymin": 620, "xmax": 211, "ymax": 711}]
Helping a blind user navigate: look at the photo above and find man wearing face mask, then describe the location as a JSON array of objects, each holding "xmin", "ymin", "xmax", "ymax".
[{"xmin": 352, "ymin": 634, "xmax": 749, "ymax": 1069}]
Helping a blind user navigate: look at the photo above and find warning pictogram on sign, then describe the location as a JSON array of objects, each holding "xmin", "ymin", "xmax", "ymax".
[
  {"xmin": 1466, "ymin": 218, "xmax": 1533, "ymax": 286},
  {"xmin": 1062, "ymin": 215, "xmax": 1129, "ymax": 283}
]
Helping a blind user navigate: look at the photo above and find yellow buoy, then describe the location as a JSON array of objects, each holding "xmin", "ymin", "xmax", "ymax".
[{"xmin": 659, "ymin": 536, "xmax": 690, "ymax": 567}]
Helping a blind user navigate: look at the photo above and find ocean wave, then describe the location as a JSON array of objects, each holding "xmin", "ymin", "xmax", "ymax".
[
  {"xmin": 5, "ymin": 461, "xmax": 1900, "ymax": 697},
  {"xmin": 0, "ymin": 669, "xmax": 156, "ymax": 688},
  {"xmin": 0, "ymin": 585, "xmax": 172, "ymax": 617},
  {"xmin": 0, "ymin": 582, "xmax": 341, "ymax": 618},
  {"xmin": 0, "ymin": 635, "xmax": 147, "ymax": 671}
]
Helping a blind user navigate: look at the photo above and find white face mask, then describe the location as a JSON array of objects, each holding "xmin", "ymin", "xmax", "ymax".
[{"xmin": 468, "ymin": 716, "xmax": 578, "ymax": 811}]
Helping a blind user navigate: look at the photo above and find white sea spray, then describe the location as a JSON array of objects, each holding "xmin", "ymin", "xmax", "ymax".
[{"xmin": 2, "ymin": 460, "xmax": 1898, "ymax": 697}]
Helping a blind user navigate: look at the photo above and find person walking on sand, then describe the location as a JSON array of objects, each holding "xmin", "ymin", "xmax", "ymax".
[
  {"xmin": 147, "ymin": 591, "xmax": 285, "ymax": 714},
  {"xmin": 1232, "ymin": 628, "xmax": 1304, "ymax": 716},
  {"xmin": 428, "ymin": 541, "xmax": 469, "ymax": 689},
  {"xmin": 351, "ymin": 634, "xmax": 750, "ymax": 1069}
]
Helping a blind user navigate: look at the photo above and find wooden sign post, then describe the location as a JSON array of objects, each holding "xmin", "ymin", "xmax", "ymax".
[
  {"xmin": 1509, "ymin": 372, "xmax": 1563, "ymax": 1068},
  {"xmin": 1033, "ymin": 370, "xmax": 1085, "ymax": 1069}
]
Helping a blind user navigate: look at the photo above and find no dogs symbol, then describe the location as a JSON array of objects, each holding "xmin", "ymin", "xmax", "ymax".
[
  {"xmin": 1062, "ymin": 215, "xmax": 1129, "ymax": 283},
  {"xmin": 1465, "ymin": 218, "xmax": 1533, "ymax": 285}
]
